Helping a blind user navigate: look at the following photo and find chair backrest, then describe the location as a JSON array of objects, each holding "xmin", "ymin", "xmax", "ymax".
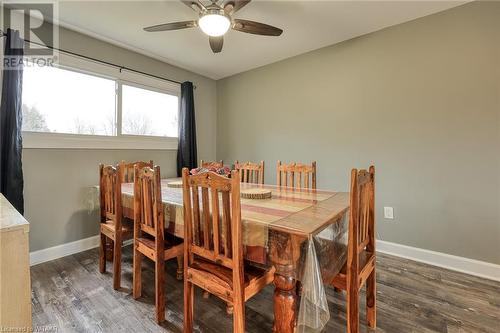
[
  {"xmin": 234, "ymin": 160, "xmax": 265, "ymax": 184},
  {"xmin": 200, "ymin": 160, "xmax": 224, "ymax": 169},
  {"xmin": 181, "ymin": 168, "xmax": 242, "ymax": 272},
  {"xmin": 120, "ymin": 160, "xmax": 154, "ymax": 183},
  {"xmin": 133, "ymin": 165, "xmax": 164, "ymax": 240},
  {"xmin": 276, "ymin": 161, "xmax": 317, "ymax": 189},
  {"xmin": 348, "ymin": 166, "xmax": 375, "ymax": 263},
  {"xmin": 99, "ymin": 164, "xmax": 122, "ymax": 225}
]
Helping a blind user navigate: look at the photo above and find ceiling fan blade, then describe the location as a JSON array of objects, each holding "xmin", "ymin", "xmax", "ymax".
[
  {"xmin": 181, "ymin": 0, "xmax": 206, "ymax": 13},
  {"xmin": 209, "ymin": 36, "xmax": 223, "ymax": 53},
  {"xmin": 232, "ymin": 19, "xmax": 283, "ymax": 36},
  {"xmin": 223, "ymin": 0, "xmax": 251, "ymax": 15},
  {"xmin": 144, "ymin": 21, "xmax": 197, "ymax": 32}
]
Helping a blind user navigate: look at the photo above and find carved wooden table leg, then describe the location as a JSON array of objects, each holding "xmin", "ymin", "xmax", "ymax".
[
  {"xmin": 226, "ymin": 303, "xmax": 234, "ymax": 315},
  {"xmin": 269, "ymin": 230, "xmax": 305, "ymax": 333},
  {"xmin": 273, "ymin": 273, "xmax": 297, "ymax": 333},
  {"xmin": 176, "ymin": 255, "xmax": 183, "ymax": 280}
]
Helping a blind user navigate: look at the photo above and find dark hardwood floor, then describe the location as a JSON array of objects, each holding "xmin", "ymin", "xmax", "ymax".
[{"xmin": 30, "ymin": 246, "xmax": 500, "ymax": 333}]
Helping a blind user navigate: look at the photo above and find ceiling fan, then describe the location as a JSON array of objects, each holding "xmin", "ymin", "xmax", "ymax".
[{"xmin": 143, "ymin": 0, "xmax": 283, "ymax": 53}]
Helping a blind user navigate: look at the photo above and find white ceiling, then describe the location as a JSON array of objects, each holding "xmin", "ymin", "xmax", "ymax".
[{"xmin": 51, "ymin": 1, "xmax": 466, "ymax": 79}]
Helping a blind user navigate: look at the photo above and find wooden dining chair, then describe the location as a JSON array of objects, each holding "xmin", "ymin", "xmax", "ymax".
[
  {"xmin": 234, "ymin": 160, "xmax": 265, "ymax": 184},
  {"xmin": 276, "ymin": 160, "xmax": 317, "ymax": 189},
  {"xmin": 119, "ymin": 160, "xmax": 153, "ymax": 183},
  {"xmin": 181, "ymin": 168, "xmax": 275, "ymax": 333},
  {"xmin": 331, "ymin": 166, "xmax": 376, "ymax": 333},
  {"xmin": 132, "ymin": 165, "xmax": 184, "ymax": 324},
  {"xmin": 200, "ymin": 160, "xmax": 224, "ymax": 168},
  {"xmin": 99, "ymin": 164, "xmax": 133, "ymax": 290}
]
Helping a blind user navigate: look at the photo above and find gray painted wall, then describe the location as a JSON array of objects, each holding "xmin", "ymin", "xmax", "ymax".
[
  {"xmin": 216, "ymin": 2, "xmax": 500, "ymax": 264},
  {"xmin": 22, "ymin": 25, "xmax": 217, "ymax": 252},
  {"xmin": 24, "ymin": 150, "xmax": 177, "ymax": 251}
]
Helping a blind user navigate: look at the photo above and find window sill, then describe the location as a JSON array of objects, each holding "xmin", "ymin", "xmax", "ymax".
[{"xmin": 22, "ymin": 132, "xmax": 178, "ymax": 150}]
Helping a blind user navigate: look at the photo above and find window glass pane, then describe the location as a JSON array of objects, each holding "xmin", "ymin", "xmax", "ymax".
[
  {"xmin": 22, "ymin": 66, "xmax": 116, "ymax": 135},
  {"xmin": 121, "ymin": 84, "xmax": 178, "ymax": 137}
]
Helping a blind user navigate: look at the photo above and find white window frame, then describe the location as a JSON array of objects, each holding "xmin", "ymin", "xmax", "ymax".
[{"xmin": 22, "ymin": 53, "xmax": 181, "ymax": 150}]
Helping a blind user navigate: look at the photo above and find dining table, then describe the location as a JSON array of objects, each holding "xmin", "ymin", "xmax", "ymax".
[{"xmin": 93, "ymin": 177, "xmax": 350, "ymax": 333}]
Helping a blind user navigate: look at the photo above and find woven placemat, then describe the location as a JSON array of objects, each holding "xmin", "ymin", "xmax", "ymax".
[{"xmin": 241, "ymin": 188, "xmax": 272, "ymax": 199}]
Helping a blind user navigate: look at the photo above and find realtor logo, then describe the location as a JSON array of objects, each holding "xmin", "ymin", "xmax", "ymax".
[{"xmin": 1, "ymin": 1, "xmax": 58, "ymax": 67}]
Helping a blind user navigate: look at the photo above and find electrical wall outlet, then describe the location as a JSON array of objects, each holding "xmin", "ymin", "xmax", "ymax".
[{"xmin": 384, "ymin": 207, "xmax": 394, "ymax": 219}]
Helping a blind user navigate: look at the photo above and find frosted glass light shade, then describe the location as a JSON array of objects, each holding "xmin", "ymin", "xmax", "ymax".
[{"xmin": 198, "ymin": 14, "xmax": 230, "ymax": 37}]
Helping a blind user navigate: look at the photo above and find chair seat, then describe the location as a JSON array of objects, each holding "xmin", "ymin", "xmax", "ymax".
[
  {"xmin": 135, "ymin": 234, "xmax": 183, "ymax": 261},
  {"xmin": 188, "ymin": 257, "xmax": 275, "ymax": 302},
  {"xmin": 332, "ymin": 250, "xmax": 375, "ymax": 290},
  {"xmin": 100, "ymin": 219, "xmax": 134, "ymax": 240}
]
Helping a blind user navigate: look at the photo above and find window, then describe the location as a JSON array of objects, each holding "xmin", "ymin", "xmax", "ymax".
[
  {"xmin": 21, "ymin": 58, "xmax": 180, "ymax": 149},
  {"xmin": 22, "ymin": 66, "xmax": 116, "ymax": 135},
  {"xmin": 122, "ymin": 84, "xmax": 178, "ymax": 138}
]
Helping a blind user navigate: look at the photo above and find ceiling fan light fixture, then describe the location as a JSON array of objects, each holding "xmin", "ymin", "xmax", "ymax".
[
  {"xmin": 143, "ymin": 1, "xmax": 283, "ymax": 54},
  {"xmin": 198, "ymin": 12, "xmax": 231, "ymax": 37}
]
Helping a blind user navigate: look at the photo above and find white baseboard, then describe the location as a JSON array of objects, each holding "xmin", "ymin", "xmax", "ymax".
[
  {"xmin": 30, "ymin": 236, "xmax": 134, "ymax": 266},
  {"xmin": 377, "ymin": 240, "xmax": 500, "ymax": 282},
  {"xmin": 30, "ymin": 236, "xmax": 500, "ymax": 282},
  {"xmin": 30, "ymin": 235, "xmax": 100, "ymax": 266}
]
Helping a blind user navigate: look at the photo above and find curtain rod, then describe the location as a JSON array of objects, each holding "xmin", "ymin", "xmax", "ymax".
[{"xmin": 0, "ymin": 29, "xmax": 193, "ymax": 88}]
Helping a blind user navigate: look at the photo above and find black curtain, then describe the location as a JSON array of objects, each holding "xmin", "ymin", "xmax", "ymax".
[
  {"xmin": 0, "ymin": 29, "xmax": 24, "ymax": 214},
  {"xmin": 176, "ymin": 81, "xmax": 197, "ymax": 176}
]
